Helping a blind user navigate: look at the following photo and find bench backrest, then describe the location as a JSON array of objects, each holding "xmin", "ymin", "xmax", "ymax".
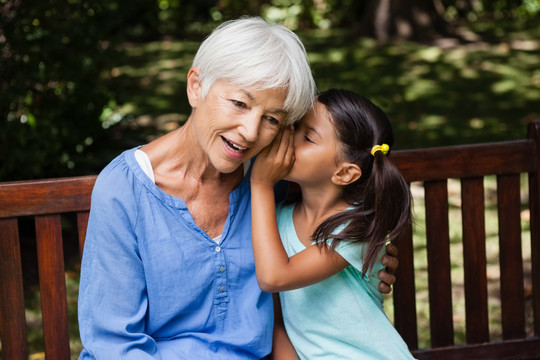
[
  {"xmin": 392, "ymin": 121, "xmax": 540, "ymax": 359},
  {"xmin": 0, "ymin": 123, "xmax": 539, "ymax": 359},
  {"xmin": 0, "ymin": 176, "xmax": 95, "ymax": 360}
]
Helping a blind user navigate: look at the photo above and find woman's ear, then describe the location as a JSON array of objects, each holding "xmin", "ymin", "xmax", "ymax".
[
  {"xmin": 332, "ymin": 162, "xmax": 362, "ymax": 186},
  {"xmin": 186, "ymin": 67, "xmax": 202, "ymax": 108}
]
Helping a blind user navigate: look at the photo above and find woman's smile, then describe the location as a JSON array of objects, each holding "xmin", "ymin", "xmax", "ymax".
[{"xmin": 221, "ymin": 136, "xmax": 250, "ymax": 158}]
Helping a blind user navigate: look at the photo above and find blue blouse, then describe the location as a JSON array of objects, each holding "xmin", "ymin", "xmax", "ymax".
[{"xmin": 78, "ymin": 148, "xmax": 273, "ymax": 359}]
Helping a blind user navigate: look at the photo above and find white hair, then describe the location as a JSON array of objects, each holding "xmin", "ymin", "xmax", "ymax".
[{"xmin": 192, "ymin": 17, "xmax": 316, "ymax": 125}]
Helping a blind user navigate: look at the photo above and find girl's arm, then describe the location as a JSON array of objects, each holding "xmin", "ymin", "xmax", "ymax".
[
  {"xmin": 271, "ymin": 294, "xmax": 298, "ymax": 360},
  {"xmin": 251, "ymin": 128, "xmax": 349, "ymax": 293}
]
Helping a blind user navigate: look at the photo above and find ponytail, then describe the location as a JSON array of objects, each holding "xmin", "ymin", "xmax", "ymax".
[{"xmin": 362, "ymin": 150, "xmax": 411, "ymax": 273}]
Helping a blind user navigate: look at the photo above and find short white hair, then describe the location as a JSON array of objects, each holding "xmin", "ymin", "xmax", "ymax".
[{"xmin": 192, "ymin": 16, "xmax": 316, "ymax": 125}]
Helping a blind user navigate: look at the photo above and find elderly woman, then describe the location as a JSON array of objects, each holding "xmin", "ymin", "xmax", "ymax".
[{"xmin": 78, "ymin": 17, "xmax": 398, "ymax": 359}]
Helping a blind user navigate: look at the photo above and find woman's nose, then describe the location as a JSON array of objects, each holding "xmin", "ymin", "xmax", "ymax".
[{"xmin": 238, "ymin": 114, "xmax": 261, "ymax": 143}]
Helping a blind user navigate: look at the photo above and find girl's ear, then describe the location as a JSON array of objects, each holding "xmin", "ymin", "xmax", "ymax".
[
  {"xmin": 332, "ymin": 162, "xmax": 362, "ymax": 186},
  {"xmin": 186, "ymin": 67, "xmax": 202, "ymax": 108}
]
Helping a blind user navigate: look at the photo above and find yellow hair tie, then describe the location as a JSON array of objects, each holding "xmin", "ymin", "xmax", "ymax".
[{"xmin": 371, "ymin": 144, "xmax": 390, "ymax": 156}]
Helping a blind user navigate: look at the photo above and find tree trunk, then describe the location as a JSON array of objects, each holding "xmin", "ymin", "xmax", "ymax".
[{"xmin": 359, "ymin": 0, "xmax": 453, "ymax": 43}]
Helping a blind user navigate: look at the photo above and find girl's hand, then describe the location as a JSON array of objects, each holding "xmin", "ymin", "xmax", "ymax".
[{"xmin": 251, "ymin": 126, "xmax": 295, "ymax": 187}]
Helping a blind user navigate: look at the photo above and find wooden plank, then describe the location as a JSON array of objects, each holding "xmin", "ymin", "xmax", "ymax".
[
  {"xmin": 393, "ymin": 220, "xmax": 419, "ymax": 350},
  {"xmin": 424, "ymin": 180, "xmax": 454, "ymax": 347},
  {"xmin": 391, "ymin": 140, "xmax": 535, "ymax": 183},
  {"xmin": 0, "ymin": 175, "xmax": 96, "ymax": 218},
  {"xmin": 461, "ymin": 177, "xmax": 490, "ymax": 344},
  {"xmin": 497, "ymin": 174, "xmax": 526, "ymax": 339},
  {"xmin": 528, "ymin": 121, "xmax": 540, "ymax": 337},
  {"xmin": 35, "ymin": 215, "xmax": 71, "ymax": 360},
  {"xmin": 412, "ymin": 337, "xmax": 540, "ymax": 360},
  {"xmin": 0, "ymin": 218, "xmax": 29, "ymax": 360},
  {"xmin": 77, "ymin": 211, "xmax": 90, "ymax": 260}
]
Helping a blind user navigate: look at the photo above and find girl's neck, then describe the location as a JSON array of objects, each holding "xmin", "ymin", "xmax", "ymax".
[{"xmin": 292, "ymin": 184, "xmax": 348, "ymax": 246}]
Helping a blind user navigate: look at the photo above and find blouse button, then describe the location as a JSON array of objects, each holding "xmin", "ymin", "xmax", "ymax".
[
  {"xmin": 219, "ymin": 266, "xmax": 226, "ymax": 272},
  {"xmin": 215, "ymin": 246, "xmax": 221, "ymax": 252},
  {"xmin": 219, "ymin": 286, "xmax": 226, "ymax": 292}
]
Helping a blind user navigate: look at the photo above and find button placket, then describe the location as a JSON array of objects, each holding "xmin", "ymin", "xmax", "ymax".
[{"xmin": 213, "ymin": 244, "xmax": 228, "ymax": 304}]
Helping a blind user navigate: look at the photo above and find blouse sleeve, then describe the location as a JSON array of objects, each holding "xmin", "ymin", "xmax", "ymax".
[{"xmin": 78, "ymin": 159, "xmax": 161, "ymax": 359}]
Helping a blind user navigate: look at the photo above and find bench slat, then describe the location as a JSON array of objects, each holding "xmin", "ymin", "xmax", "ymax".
[
  {"xmin": 461, "ymin": 177, "xmax": 490, "ymax": 344},
  {"xmin": 424, "ymin": 180, "xmax": 454, "ymax": 347},
  {"xmin": 0, "ymin": 218, "xmax": 29, "ymax": 360},
  {"xmin": 77, "ymin": 211, "xmax": 90, "ymax": 260},
  {"xmin": 393, "ymin": 220, "xmax": 419, "ymax": 349},
  {"xmin": 497, "ymin": 174, "xmax": 526, "ymax": 339},
  {"xmin": 35, "ymin": 214, "xmax": 71, "ymax": 360},
  {"xmin": 412, "ymin": 336, "xmax": 540, "ymax": 360},
  {"xmin": 0, "ymin": 175, "xmax": 96, "ymax": 218},
  {"xmin": 391, "ymin": 140, "xmax": 536, "ymax": 183},
  {"xmin": 527, "ymin": 121, "xmax": 540, "ymax": 337}
]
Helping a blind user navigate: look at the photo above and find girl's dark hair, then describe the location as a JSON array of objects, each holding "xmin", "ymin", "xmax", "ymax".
[{"xmin": 312, "ymin": 89, "xmax": 412, "ymax": 274}]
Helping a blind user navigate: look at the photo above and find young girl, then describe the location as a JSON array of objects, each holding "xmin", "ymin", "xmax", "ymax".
[{"xmin": 250, "ymin": 89, "xmax": 415, "ymax": 359}]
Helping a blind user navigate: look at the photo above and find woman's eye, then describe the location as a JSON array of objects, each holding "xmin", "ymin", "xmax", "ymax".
[
  {"xmin": 265, "ymin": 116, "xmax": 280, "ymax": 127},
  {"xmin": 232, "ymin": 100, "xmax": 246, "ymax": 109},
  {"xmin": 304, "ymin": 135, "xmax": 313, "ymax": 143}
]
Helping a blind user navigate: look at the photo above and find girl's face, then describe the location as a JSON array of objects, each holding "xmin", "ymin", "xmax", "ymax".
[
  {"xmin": 189, "ymin": 73, "xmax": 288, "ymax": 174},
  {"xmin": 286, "ymin": 101, "xmax": 342, "ymax": 186}
]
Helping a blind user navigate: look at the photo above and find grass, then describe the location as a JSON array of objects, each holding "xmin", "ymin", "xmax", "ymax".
[{"xmin": 5, "ymin": 19, "xmax": 539, "ymax": 358}]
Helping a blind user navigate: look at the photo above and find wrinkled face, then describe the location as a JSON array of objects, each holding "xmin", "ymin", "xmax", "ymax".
[
  {"xmin": 190, "ymin": 79, "xmax": 288, "ymax": 174},
  {"xmin": 286, "ymin": 101, "xmax": 342, "ymax": 186}
]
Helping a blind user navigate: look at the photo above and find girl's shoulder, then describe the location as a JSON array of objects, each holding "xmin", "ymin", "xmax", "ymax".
[{"xmin": 333, "ymin": 239, "xmax": 386, "ymax": 280}]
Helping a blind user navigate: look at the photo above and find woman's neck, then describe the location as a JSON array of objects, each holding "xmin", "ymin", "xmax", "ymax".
[
  {"xmin": 141, "ymin": 120, "xmax": 243, "ymax": 197},
  {"xmin": 148, "ymin": 121, "xmax": 240, "ymax": 179}
]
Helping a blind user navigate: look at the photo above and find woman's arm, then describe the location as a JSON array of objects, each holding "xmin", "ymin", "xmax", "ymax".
[
  {"xmin": 271, "ymin": 294, "xmax": 298, "ymax": 360},
  {"xmin": 251, "ymin": 128, "xmax": 349, "ymax": 292},
  {"xmin": 78, "ymin": 167, "xmax": 159, "ymax": 358}
]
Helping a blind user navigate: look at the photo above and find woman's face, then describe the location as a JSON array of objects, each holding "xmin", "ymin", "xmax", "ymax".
[{"xmin": 189, "ymin": 73, "xmax": 288, "ymax": 174}]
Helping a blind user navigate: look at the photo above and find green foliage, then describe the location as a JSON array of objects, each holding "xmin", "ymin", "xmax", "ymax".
[
  {"xmin": 306, "ymin": 30, "xmax": 540, "ymax": 149},
  {"xmin": 0, "ymin": 0, "xmax": 159, "ymax": 181},
  {"xmin": 2, "ymin": 0, "xmax": 539, "ymax": 181},
  {"xmin": 102, "ymin": 24, "xmax": 539, "ymax": 152}
]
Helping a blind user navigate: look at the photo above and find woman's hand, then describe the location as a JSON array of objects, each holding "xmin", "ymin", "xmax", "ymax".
[
  {"xmin": 251, "ymin": 126, "xmax": 295, "ymax": 187},
  {"xmin": 378, "ymin": 243, "xmax": 399, "ymax": 294}
]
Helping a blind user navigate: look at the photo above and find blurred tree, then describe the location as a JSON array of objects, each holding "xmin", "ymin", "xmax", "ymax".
[
  {"xmin": 0, "ymin": 0, "xmax": 158, "ymax": 181},
  {"xmin": 358, "ymin": 0, "xmax": 452, "ymax": 43},
  {"xmin": 212, "ymin": 0, "xmax": 269, "ymax": 20},
  {"xmin": 155, "ymin": 0, "xmax": 215, "ymax": 37}
]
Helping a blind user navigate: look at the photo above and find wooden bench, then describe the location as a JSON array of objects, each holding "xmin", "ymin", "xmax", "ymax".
[{"xmin": 1, "ymin": 122, "xmax": 539, "ymax": 359}]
